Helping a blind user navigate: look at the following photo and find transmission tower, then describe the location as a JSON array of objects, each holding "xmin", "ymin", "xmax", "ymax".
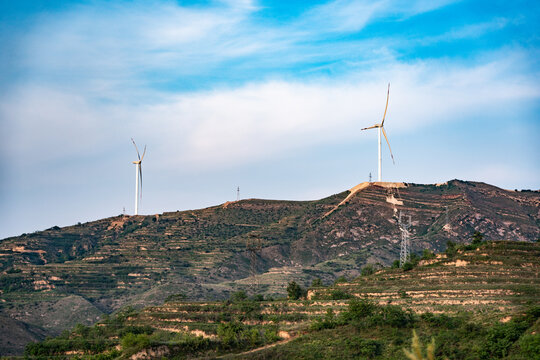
[
  {"xmin": 237, "ymin": 186, "xmax": 240, "ymax": 201},
  {"xmin": 369, "ymin": 172, "xmax": 372, "ymax": 183},
  {"xmin": 246, "ymin": 234, "xmax": 262, "ymax": 293},
  {"xmin": 399, "ymin": 211, "xmax": 412, "ymax": 267}
]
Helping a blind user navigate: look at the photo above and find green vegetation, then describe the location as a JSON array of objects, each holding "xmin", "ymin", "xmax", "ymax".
[
  {"xmin": 19, "ymin": 241, "xmax": 539, "ymax": 359},
  {"xmin": 287, "ymin": 281, "xmax": 306, "ymax": 300}
]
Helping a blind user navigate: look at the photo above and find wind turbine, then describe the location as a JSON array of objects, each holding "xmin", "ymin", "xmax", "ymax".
[
  {"xmin": 131, "ymin": 138, "xmax": 146, "ymax": 215},
  {"xmin": 361, "ymin": 83, "xmax": 395, "ymax": 182}
]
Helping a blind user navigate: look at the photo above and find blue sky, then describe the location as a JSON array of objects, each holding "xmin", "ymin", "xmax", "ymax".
[{"xmin": 1, "ymin": 0, "xmax": 539, "ymax": 239}]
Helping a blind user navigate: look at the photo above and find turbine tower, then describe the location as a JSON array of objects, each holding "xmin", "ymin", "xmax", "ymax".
[
  {"xmin": 361, "ymin": 83, "xmax": 395, "ymax": 181},
  {"xmin": 131, "ymin": 138, "xmax": 146, "ymax": 215}
]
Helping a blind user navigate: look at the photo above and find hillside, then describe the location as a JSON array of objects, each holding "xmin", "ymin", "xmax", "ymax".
[
  {"xmin": 0, "ymin": 180, "xmax": 538, "ymax": 355},
  {"xmin": 22, "ymin": 241, "xmax": 540, "ymax": 359}
]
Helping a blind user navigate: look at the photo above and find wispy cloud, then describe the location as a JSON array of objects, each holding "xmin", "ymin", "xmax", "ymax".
[
  {"xmin": 3, "ymin": 51, "xmax": 537, "ymax": 173},
  {"xmin": 418, "ymin": 18, "xmax": 510, "ymax": 45},
  {"xmin": 8, "ymin": 0, "xmax": 466, "ymax": 99},
  {"xmin": 301, "ymin": 0, "xmax": 460, "ymax": 34}
]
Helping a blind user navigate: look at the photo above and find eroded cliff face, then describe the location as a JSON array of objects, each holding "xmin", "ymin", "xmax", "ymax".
[{"xmin": 0, "ymin": 180, "xmax": 538, "ymax": 354}]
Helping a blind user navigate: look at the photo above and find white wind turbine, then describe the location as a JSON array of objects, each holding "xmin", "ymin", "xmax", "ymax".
[
  {"xmin": 131, "ymin": 138, "xmax": 146, "ymax": 215},
  {"xmin": 361, "ymin": 83, "xmax": 395, "ymax": 182}
]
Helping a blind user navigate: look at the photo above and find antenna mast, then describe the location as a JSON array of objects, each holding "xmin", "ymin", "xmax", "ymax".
[{"xmin": 399, "ymin": 211, "xmax": 412, "ymax": 267}]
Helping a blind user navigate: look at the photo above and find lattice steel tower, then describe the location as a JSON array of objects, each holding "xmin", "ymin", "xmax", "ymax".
[
  {"xmin": 399, "ymin": 211, "xmax": 412, "ymax": 267},
  {"xmin": 246, "ymin": 234, "xmax": 262, "ymax": 292}
]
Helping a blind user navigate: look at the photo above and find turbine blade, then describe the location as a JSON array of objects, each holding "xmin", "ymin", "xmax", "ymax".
[
  {"xmin": 382, "ymin": 127, "xmax": 395, "ymax": 164},
  {"xmin": 361, "ymin": 124, "xmax": 379, "ymax": 130},
  {"xmin": 131, "ymin": 138, "xmax": 141, "ymax": 160},
  {"xmin": 141, "ymin": 145, "xmax": 147, "ymax": 161},
  {"xmin": 381, "ymin": 83, "xmax": 390, "ymax": 127}
]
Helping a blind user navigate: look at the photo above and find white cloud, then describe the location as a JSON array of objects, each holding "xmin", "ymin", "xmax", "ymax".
[
  {"xmin": 302, "ymin": 0, "xmax": 460, "ymax": 34},
  {"xmin": 5, "ymin": 52, "xmax": 534, "ymax": 174}
]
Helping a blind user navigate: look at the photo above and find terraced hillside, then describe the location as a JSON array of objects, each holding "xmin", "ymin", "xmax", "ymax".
[
  {"xmin": 23, "ymin": 241, "xmax": 540, "ymax": 359},
  {"xmin": 310, "ymin": 240, "xmax": 539, "ymax": 315},
  {"xmin": 0, "ymin": 180, "xmax": 538, "ymax": 355}
]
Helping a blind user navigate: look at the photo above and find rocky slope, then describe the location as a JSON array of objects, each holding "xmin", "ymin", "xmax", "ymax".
[{"xmin": 0, "ymin": 180, "xmax": 538, "ymax": 355}]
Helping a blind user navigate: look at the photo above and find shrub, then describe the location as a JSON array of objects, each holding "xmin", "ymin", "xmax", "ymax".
[
  {"xmin": 392, "ymin": 260, "xmax": 401, "ymax": 268},
  {"xmin": 445, "ymin": 241, "xmax": 456, "ymax": 258},
  {"xmin": 250, "ymin": 294, "xmax": 264, "ymax": 301},
  {"xmin": 479, "ymin": 320, "xmax": 529, "ymax": 359},
  {"xmin": 334, "ymin": 276, "xmax": 348, "ymax": 284},
  {"xmin": 327, "ymin": 289, "xmax": 353, "ymax": 300},
  {"xmin": 287, "ymin": 281, "xmax": 306, "ymax": 300},
  {"xmin": 217, "ymin": 322, "xmax": 246, "ymax": 347},
  {"xmin": 231, "ymin": 291, "xmax": 248, "ymax": 302},
  {"xmin": 310, "ymin": 309, "xmax": 338, "ymax": 331},
  {"xmin": 402, "ymin": 262, "xmax": 414, "ymax": 271},
  {"xmin": 121, "ymin": 333, "xmax": 150, "ymax": 354},
  {"xmin": 472, "ymin": 231, "xmax": 484, "ymax": 245},
  {"xmin": 378, "ymin": 305, "xmax": 415, "ymax": 328},
  {"xmin": 165, "ymin": 293, "xmax": 186, "ymax": 302},
  {"xmin": 346, "ymin": 338, "xmax": 383, "ymax": 357},
  {"xmin": 347, "ymin": 299, "xmax": 376, "ymax": 321},
  {"xmin": 518, "ymin": 333, "xmax": 540, "ymax": 359},
  {"xmin": 421, "ymin": 249, "xmax": 435, "ymax": 260},
  {"xmin": 217, "ymin": 322, "xmax": 272, "ymax": 349},
  {"xmin": 118, "ymin": 325, "xmax": 154, "ymax": 337},
  {"xmin": 361, "ymin": 264, "xmax": 375, "ymax": 276},
  {"xmin": 310, "ymin": 278, "xmax": 323, "ymax": 288}
]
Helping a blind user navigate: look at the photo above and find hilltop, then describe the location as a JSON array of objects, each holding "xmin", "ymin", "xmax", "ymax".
[{"xmin": 0, "ymin": 180, "xmax": 538, "ymax": 355}]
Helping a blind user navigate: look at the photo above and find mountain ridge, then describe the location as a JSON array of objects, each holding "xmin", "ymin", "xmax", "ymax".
[{"xmin": 0, "ymin": 179, "xmax": 538, "ymax": 355}]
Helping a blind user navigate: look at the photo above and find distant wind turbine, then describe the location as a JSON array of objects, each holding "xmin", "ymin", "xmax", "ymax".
[
  {"xmin": 361, "ymin": 83, "xmax": 395, "ymax": 182},
  {"xmin": 131, "ymin": 138, "xmax": 146, "ymax": 215}
]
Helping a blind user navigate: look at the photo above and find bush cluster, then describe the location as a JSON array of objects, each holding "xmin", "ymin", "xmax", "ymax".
[
  {"xmin": 311, "ymin": 299, "xmax": 415, "ymax": 331},
  {"xmin": 217, "ymin": 322, "xmax": 279, "ymax": 349}
]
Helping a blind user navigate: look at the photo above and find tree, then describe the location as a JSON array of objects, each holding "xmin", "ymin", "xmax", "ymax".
[
  {"xmin": 287, "ymin": 281, "xmax": 305, "ymax": 300},
  {"xmin": 311, "ymin": 278, "xmax": 323, "ymax": 288},
  {"xmin": 445, "ymin": 241, "xmax": 456, "ymax": 258},
  {"xmin": 361, "ymin": 264, "xmax": 375, "ymax": 276},
  {"xmin": 231, "ymin": 291, "xmax": 248, "ymax": 302},
  {"xmin": 472, "ymin": 231, "xmax": 484, "ymax": 245},
  {"xmin": 421, "ymin": 249, "xmax": 435, "ymax": 260}
]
